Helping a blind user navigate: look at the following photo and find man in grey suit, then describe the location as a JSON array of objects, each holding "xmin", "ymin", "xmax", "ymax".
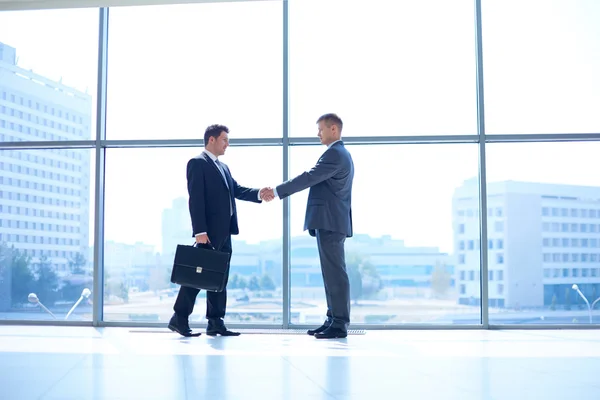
[{"xmin": 263, "ymin": 113, "xmax": 354, "ymax": 339}]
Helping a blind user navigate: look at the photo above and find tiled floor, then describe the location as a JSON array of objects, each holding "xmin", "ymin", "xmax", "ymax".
[{"xmin": 0, "ymin": 326, "xmax": 599, "ymax": 399}]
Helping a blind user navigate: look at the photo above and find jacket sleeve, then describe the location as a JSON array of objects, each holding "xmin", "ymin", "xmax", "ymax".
[
  {"xmin": 276, "ymin": 149, "xmax": 340, "ymax": 199},
  {"xmin": 187, "ymin": 159, "xmax": 208, "ymax": 235},
  {"xmin": 232, "ymin": 175, "xmax": 262, "ymax": 203}
]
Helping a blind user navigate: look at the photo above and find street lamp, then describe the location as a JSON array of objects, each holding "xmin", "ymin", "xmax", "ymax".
[
  {"xmin": 571, "ymin": 284, "xmax": 600, "ymax": 324},
  {"xmin": 65, "ymin": 288, "xmax": 91, "ymax": 320},
  {"xmin": 28, "ymin": 293, "xmax": 57, "ymax": 319}
]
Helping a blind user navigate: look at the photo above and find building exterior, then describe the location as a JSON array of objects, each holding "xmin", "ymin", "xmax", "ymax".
[
  {"xmin": 453, "ymin": 178, "xmax": 600, "ymax": 309},
  {"xmin": 0, "ymin": 41, "xmax": 92, "ymax": 281}
]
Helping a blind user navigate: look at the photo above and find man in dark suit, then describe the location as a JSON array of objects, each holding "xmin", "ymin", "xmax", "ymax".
[
  {"xmin": 168, "ymin": 124, "xmax": 272, "ymax": 337},
  {"xmin": 264, "ymin": 113, "xmax": 354, "ymax": 339}
]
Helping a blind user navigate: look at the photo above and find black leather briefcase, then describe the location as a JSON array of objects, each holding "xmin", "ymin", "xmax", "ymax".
[{"xmin": 170, "ymin": 243, "xmax": 230, "ymax": 292}]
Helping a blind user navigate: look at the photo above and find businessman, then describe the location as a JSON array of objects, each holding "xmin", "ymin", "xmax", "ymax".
[
  {"xmin": 168, "ymin": 124, "xmax": 272, "ymax": 337},
  {"xmin": 264, "ymin": 113, "xmax": 354, "ymax": 339}
]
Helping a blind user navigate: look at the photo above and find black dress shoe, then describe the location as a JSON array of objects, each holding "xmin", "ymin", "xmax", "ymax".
[
  {"xmin": 314, "ymin": 327, "xmax": 347, "ymax": 339},
  {"xmin": 307, "ymin": 324, "xmax": 330, "ymax": 336},
  {"xmin": 168, "ymin": 314, "xmax": 201, "ymax": 337},
  {"xmin": 206, "ymin": 320, "xmax": 240, "ymax": 337}
]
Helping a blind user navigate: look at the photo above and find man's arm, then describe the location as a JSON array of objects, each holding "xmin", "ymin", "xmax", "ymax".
[
  {"xmin": 232, "ymin": 176, "xmax": 263, "ymax": 204},
  {"xmin": 187, "ymin": 159, "xmax": 209, "ymax": 238},
  {"xmin": 275, "ymin": 149, "xmax": 340, "ymax": 199}
]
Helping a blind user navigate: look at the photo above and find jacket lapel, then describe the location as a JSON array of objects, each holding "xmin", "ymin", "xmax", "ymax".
[{"xmin": 202, "ymin": 152, "xmax": 230, "ymax": 192}]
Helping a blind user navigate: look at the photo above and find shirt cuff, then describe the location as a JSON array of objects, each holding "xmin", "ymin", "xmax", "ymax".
[{"xmin": 273, "ymin": 187, "xmax": 279, "ymax": 198}]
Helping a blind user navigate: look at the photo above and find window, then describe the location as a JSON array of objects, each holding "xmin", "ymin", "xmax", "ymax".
[
  {"xmin": 489, "ymin": 271, "xmax": 494, "ymax": 281},
  {"xmin": 0, "ymin": 10, "xmax": 97, "ymax": 141},
  {"xmin": 291, "ymin": 144, "xmax": 480, "ymax": 325},
  {"xmin": 103, "ymin": 147, "xmax": 282, "ymax": 323},
  {"xmin": 497, "ymin": 284, "xmax": 504, "ymax": 295},
  {"xmin": 107, "ymin": 2, "xmax": 282, "ymax": 139},
  {"xmin": 487, "ymin": 142, "xmax": 600, "ymax": 324},
  {"xmin": 497, "ymin": 270, "xmax": 504, "ymax": 281},
  {"xmin": 458, "ymin": 224, "xmax": 465, "ymax": 234},
  {"xmin": 496, "ymin": 239, "xmax": 504, "ymax": 249},
  {"xmin": 488, "ymin": 239, "xmax": 494, "ymax": 249},
  {"xmin": 494, "ymin": 221, "xmax": 504, "ymax": 233},
  {"xmin": 544, "ymin": 269, "xmax": 551, "ymax": 278},
  {"xmin": 483, "ymin": 1, "xmax": 600, "ymax": 134},
  {"xmin": 496, "ymin": 253, "xmax": 504, "ymax": 264},
  {"xmin": 0, "ymin": 149, "xmax": 94, "ymax": 321},
  {"xmin": 290, "ymin": 0, "xmax": 476, "ymax": 137},
  {"xmin": 542, "ymin": 207, "xmax": 549, "ymax": 216}
]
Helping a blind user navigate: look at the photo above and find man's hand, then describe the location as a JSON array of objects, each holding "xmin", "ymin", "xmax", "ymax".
[
  {"xmin": 195, "ymin": 234, "xmax": 210, "ymax": 244},
  {"xmin": 260, "ymin": 187, "xmax": 275, "ymax": 202}
]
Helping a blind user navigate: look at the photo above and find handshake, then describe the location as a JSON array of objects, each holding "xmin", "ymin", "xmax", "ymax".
[{"xmin": 259, "ymin": 187, "xmax": 276, "ymax": 202}]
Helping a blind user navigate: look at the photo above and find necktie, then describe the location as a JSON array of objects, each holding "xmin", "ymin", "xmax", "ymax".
[{"xmin": 215, "ymin": 159, "xmax": 233, "ymax": 216}]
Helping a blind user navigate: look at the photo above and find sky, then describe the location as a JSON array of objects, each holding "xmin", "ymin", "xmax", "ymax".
[{"xmin": 1, "ymin": 0, "xmax": 600, "ymax": 255}]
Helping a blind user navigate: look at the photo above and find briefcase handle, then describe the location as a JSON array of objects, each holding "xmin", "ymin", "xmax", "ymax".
[{"xmin": 193, "ymin": 242, "xmax": 216, "ymax": 251}]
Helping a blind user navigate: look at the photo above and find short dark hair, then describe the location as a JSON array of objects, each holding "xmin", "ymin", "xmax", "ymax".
[
  {"xmin": 316, "ymin": 113, "xmax": 343, "ymax": 132},
  {"xmin": 204, "ymin": 124, "xmax": 229, "ymax": 145}
]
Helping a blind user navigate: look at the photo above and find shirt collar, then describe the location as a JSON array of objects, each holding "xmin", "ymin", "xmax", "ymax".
[
  {"xmin": 328, "ymin": 139, "xmax": 341, "ymax": 148},
  {"xmin": 203, "ymin": 149, "xmax": 218, "ymax": 162}
]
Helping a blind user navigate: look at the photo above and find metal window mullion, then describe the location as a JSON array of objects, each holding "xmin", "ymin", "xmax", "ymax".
[
  {"xmin": 281, "ymin": 0, "xmax": 290, "ymax": 329},
  {"xmin": 92, "ymin": 7, "xmax": 109, "ymax": 326},
  {"xmin": 474, "ymin": 0, "xmax": 489, "ymax": 329}
]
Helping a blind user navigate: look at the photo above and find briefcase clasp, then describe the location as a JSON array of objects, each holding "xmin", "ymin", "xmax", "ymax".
[{"xmin": 196, "ymin": 267, "xmax": 203, "ymax": 273}]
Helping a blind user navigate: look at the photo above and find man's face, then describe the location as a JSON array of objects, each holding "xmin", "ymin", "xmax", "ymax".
[
  {"xmin": 317, "ymin": 121, "xmax": 337, "ymax": 145},
  {"xmin": 210, "ymin": 131, "xmax": 229, "ymax": 156}
]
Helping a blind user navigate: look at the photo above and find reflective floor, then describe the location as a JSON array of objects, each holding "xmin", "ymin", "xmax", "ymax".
[{"xmin": 0, "ymin": 326, "xmax": 599, "ymax": 399}]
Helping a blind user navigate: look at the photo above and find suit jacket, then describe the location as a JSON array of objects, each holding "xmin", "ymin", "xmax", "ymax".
[
  {"xmin": 187, "ymin": 152, "xmax": 262, "ymax": 249},
  {"xmin": 276, "ymin": 141, "xmax": 354, "ymax": 237}
]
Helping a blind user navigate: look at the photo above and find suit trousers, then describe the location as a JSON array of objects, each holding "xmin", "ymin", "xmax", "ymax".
[
  {"xmin": 315, "ymin": 229, "xmax": 350, "ymax": 330},
  {"xmin": 173, "ymin": 236, "xmax": 232, "ymax": 321}
]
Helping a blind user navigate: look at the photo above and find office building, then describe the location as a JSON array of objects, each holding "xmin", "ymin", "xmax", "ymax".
[
  {"xmin": 0, "ymin": 41, "xmax": 92, "ymax": 278},
  {"xmin": 454, "ymin": 178, "xmax": 600, "ymax": 308}
]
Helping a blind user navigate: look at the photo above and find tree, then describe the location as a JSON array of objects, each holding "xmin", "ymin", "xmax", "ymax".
[
  {"xmin": 33, "ymin": 255, "xmax": 60, "ymax": 306},
  {"xmin": 564, "ymin": 287, "xmax": 571, "ymax": 310},
  {"xmin": 260, "ymin": 273, "xmax": 276, "ymax": 291},
  {"xmin": 7, "ymin": 246, "xmax": 35, "ymax": 306},
  {"xmin": 431, "ymin": 262, "xmax": 452, "ymax": 298},
  {"xmin": 229, "ymin": 274, "xmax": 240, "ymax": 289},
  {"xmin": 248, "ymin": 275, "xmax": 260, "ymax": 291},
  {"xmin": 68, "ymin": 252, "xmax": 87, "ymax": 275},
  {"xmin": 346, "ymin": 253, "xmax": 382, "ymax": 304},
  {"xmin": 237, "ymin": 276, "xmax": 248, "ymax": 290},
  {"xmin": 550, "ymin": 294, "xmax": 557, "ymax": 311}
]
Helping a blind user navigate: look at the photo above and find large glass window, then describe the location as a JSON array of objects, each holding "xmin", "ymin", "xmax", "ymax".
[
  {"xmin": 0, "ymin": 149, "xmax": 95, "ymax": 320},
  {"xmin": 106, "ymin": 2, "xmax": 282, "ymax": 140},
  {"xmin": 0, "ymin": 9, "xmax": 99, "ymax": 142},
  {"xmin": 486, "ymin": 142, "xmax": 600, "ymax": 324},
  {"xmin": 103, "ymin": 146, "xmax": 283, "ymax": 323},
  {"xmin": 289, "ymin": 0, "xmax": 477, "ymax": 137},
  {"xmin": 289, "ymin": 144, "xmax": 481, "ymax": 325},
  {"xmin": 483, "ymin": 0, "xmax": 600, "ymax": 134}
]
